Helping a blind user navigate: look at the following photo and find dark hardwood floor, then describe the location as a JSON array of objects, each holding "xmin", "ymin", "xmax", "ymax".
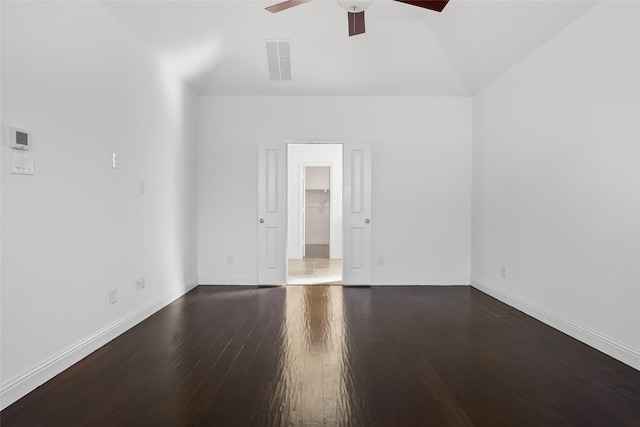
[{"xmin": 2, "ymin": 286, "xmax": 639, "ymax": 426}]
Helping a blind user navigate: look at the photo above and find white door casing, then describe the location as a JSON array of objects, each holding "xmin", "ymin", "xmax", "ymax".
[
  {"xmin": 343, "ymin": 142, "xmax": 372, "ymax": 285},
  {"xmin": 261, "ymin": 141, "xmax": 371, "ymax": 285},
  {"xmin": 301, "ymin": 167, "xmax": 306, "ymax": 258},
  {"xmin": 258, "ymin": 142, "xmax": 287, "ymax": 285}
]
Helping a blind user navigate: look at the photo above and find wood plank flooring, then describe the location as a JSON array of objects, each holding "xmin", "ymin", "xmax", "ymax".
[{"xmin": 2, "ymin": 286, "xmax": 639, "ymax": 426}]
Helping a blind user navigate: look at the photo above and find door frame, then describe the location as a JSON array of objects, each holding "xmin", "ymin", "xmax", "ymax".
[
  {"xmin": 286, "ymin": 139, "xmax": 345, "ymax": 263},
  {"xmin": 259, "ymin": 139, "xmax": 371, "ymax": 285},
  {"xmin": 297, "ymin": 162, "xmax": 339, "ymax": 259}
]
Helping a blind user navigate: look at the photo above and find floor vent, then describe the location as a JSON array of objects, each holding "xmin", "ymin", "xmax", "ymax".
[{"xmin": 265, "ymin": 41, "xmax": 292, "ymax": 81}]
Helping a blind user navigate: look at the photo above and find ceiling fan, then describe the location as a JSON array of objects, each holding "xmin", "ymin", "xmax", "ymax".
[{"xmin": 265, "ymin": 0, "xmax": 450, "ymax": 37}]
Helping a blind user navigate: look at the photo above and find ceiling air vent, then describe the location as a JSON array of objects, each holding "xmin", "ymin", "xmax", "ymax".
[{"xmin": 265, "ymin": 41, "xmax": 292, "ymax": 82}]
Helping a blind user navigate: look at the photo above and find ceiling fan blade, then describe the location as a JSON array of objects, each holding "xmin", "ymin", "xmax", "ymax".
[
  {"xmin": 393, "ymin": 0, "xmax": 450, "ymax": 12},
  {"xmin": 265, "ymin": 0, "xmax": 312, "ymax": 13},
  {"xmin": 348, "ymin": 11, "xmax": 365, "ymax": 37}
]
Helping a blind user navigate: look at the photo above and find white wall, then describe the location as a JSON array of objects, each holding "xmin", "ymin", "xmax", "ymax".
[
  {"xmin": 199, "ymin": 96, "xmax": 471, "ymax": 285},
  {"xmin": 0, "ymin": 1, "xmax": 199, "ymax": 408},
  {"xmin": 288, "ymin": 146, "xmax": 342, "ymax": 259},
  {"xmin": 471, "ymin": 1, "xmax": 640, "ymax": 369}
]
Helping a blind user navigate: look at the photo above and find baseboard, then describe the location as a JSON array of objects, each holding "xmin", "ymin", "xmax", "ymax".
[
  {"xmin": 305, "ymin": 240, "xmax": 329, "ymax": 245},
  {"xmin": 471, "ymin": 277, "xmax": 640, "ymax": 371},
  {"xmin": 186, "ymin": 276, "xmax": 199, "ymax": 289},
  {"xmin": 199, "ymin": 276, "xmax": 257, "ymax": 286},
  {"xmin": 0, "ymin": 281, "xmax": 197, "ymax": 410},
  {"xmin": 371, "ymin": 276, "xmax": 470, "ymax": 286},
  {"xmin": 199, "ymin": 276, "xmax": 470, "ymax": 286}
]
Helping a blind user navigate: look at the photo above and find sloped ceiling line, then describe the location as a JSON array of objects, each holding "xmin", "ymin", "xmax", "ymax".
[{"xmin": 102, "ymin": 0, "xmax": 599, "ymax": 96}]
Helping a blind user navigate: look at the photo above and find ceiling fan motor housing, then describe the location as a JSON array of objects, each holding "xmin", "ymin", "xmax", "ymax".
[{"xmin": 338, "ymin": 0, "xmax": 373, "ymax": 13}]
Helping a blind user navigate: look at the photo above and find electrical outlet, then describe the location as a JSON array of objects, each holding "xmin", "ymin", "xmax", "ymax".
[
  {"xmin": 110, "ymin": 287, "xmax": 117, "ymax": 304},
  {"xmin": 502, "ymin": 266, "xmax": 507, "ymax": 278},
  {"xmin": 136, "ymin": 278, "xmax": 142, "ymax": 291},
  {"xmin": 378, "ymin": 256, "xmax": 385, "ymax": 265},
  {"xmin": 227, "ymin": 256, "xmax": 234, "ymax": 265},
  {"xmin": 141, "ymin": 276, "xmax": 145, "ymax": 289}
]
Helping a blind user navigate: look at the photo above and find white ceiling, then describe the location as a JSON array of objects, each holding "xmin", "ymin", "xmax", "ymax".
[{"xmin": 103, "ymin": 0, "xmax": 598, "ymax": 96}]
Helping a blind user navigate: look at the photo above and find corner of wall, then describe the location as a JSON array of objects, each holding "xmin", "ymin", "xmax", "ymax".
[
  {"xmin": 0, "ymin": 281, "xmax": 197, "ymax": 410},
  {"xmin": 471, "ymin": 277, "xmax": 640, "ymax": 371}
]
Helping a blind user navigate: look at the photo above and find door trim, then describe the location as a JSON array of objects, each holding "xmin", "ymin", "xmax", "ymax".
[
  {"xmin": 278, "ymin": 139, "xmax": 372, "ymax": 285},
  {"xmin": 297, "ymin": 161, "xmax": 340, "ymax": 259}
]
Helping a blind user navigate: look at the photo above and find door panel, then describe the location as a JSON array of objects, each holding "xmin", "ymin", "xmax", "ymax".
[
  {"xmin": 343, "ymin": 143, "xmax": 372, "ymax": 285},
  {"xmin": 351, "ymin": 227, "xmax": 363, "ymax": 269},
  {"xmin": 266, "ymin": 227, "xmax": 278, "ymax": 268},
  {"xmin": 258, "ymin": 142, "xmax": 287, "ymax": 285}
]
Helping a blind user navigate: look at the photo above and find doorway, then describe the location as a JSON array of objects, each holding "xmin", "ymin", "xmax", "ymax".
[
  {"xmin": 257, "ymin": 141, "xmax": 371, "ymax": 286},
  {"xmin": 304, "ymin": 166, "xmax": 330, "ymax": 258},
  {"xmin": 287, "ymin": 144, "xmax": 343, "ymax": 285}
]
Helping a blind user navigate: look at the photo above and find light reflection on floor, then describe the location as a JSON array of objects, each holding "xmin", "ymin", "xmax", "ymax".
[
  {"xmin": 266, "ymin": 285, "xmax": 361, "ymax": 425},
  {"xmin": 287, "ymin": 258, "xmax": 342, "ymax": 285}
]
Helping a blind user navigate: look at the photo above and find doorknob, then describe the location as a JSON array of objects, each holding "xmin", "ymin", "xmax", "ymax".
[
  {"xmin": 259, "ymin": 218, "xmax": 265, "ymax": 223},
  {"xmin": 365, "ymin": 218, "xmax": 370, "ymax": 224}
]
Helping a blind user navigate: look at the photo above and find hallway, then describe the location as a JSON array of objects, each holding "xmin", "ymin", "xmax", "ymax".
[{"xmin": 287, "ymin": 258, "xmax": 342, "ymax": 285}]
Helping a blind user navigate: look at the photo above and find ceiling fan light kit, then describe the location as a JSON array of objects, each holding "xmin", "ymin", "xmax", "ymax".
[
  {"xmin": 266, "ymin": 0, "xmax": 450, "ymax": 36},
  {"xmin": 338, "ymin": 0, "xmax": 373, "ymax": 13}
]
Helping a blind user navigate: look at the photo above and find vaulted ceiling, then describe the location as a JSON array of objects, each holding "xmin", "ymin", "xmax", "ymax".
[{"xmin": 103, "ymin": 0, "xmax": 598, "ymax": 96}]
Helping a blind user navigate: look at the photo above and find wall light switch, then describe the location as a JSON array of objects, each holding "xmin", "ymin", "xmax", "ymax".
[
  {"xmin": 11, "ymin": 151, "xmax": 34, "ymax": 175},
  {"xmin": 139, "ymin": 181, "xmax": 145, "ymax": 194},
  {"xmin": 112, "ymin": 152, "xmax": 119, "ymax": 169}
]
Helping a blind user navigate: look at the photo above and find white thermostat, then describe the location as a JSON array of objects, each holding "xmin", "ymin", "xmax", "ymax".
[{"xmin": 10, "ymin": 127, "xmax": 30, "ymax": 150}]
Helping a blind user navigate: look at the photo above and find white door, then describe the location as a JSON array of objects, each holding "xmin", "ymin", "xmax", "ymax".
[
  {"xmin": 258, "ymin": 142, "xmax": 287, "ymax": 285},
  {"xmin": 343, "ymin": 142, "xmax": 372, "ymax": 285}
]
